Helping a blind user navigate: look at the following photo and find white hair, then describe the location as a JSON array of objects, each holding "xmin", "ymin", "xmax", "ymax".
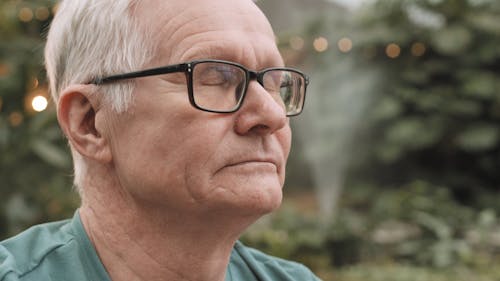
[{"xmin": 45, "ymin": 0, "xmax": 154, "ymax": 194}]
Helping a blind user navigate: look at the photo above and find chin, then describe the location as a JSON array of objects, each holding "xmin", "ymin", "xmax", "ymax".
[
  {"xmin": 233, "ymin": 181, "xmax": 284, "ymax": 216},
  {"xmin": 201, "ymin": 170, "xmax": 285, "ymax": 216}
]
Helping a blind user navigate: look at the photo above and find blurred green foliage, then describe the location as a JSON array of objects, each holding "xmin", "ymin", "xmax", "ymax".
[
  {"xmin": 245, "ymin": 0, "xmax": 500, "ymax": 279},
  {"xmin": 347, "ymin": 0, "xmax": 500, "ymax": 206},
  {"xmin": 243, "ymin": 180, "xmax": 500, "ymax": 280},
  {"xmin": 334, "ymin": 263, "xmax": 500, "ymax": 281},
  {"xmin": 2, "ymin": 0, "xmax": 500, "ymax": 280},
  {"xmin": 0, "ymin": 0, "xmax": 78, "ymax": 238}
]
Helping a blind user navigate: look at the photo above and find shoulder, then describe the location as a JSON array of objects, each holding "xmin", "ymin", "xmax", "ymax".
[
  {"xmin": 0, "ymin": 219, "xmax": 74, "ymax": 281},
  {"xmin": 232, "ymin": 241, "xmax": 322, "ymax": 281}
]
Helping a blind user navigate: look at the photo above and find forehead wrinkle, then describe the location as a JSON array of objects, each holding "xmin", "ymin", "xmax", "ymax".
[
  {"xmin": 177, "ymin": 40, "xmax": 237, "ymax": 62},
  {"xmin": 166, "ymin": 22, "xmax": 255, "ymax": 62},
  {"xmin": 136, "ymin": 0, "xmax": 217, "ymax": 66},
  {"xmin": 149, "ymin": 0, "xmax": 276, "ymax": 65},
  {"xmin": 168, "ymin": 29, "xmax": 223, "ymax": 61},
  {"xmin": 134, "ymin": 12, "xmax": 181, "ymax": 66}
]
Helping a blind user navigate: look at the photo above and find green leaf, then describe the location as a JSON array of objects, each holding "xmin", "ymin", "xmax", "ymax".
[
  {"xmin": 384, "ymin": 117, "xmax": 443, "ymax": 149},
  {"xmin": 461, "ymin": 71, "xmax": 496, "ymax": 98},
  {"xmin": 28, "ymin": 110, "xmax": 57, "ymax": 133},
  {"xmin": 445, "ymin": 100, "xmax": 482, "ymax": 117},
  {"xmin": 456, "ymin": 124, "xmax": 500, "ymax": 152},
  {"xmin": 376, "ymin": 144, "xmax": 403, "ymax": 163},
  {"xmin": 371, "ymin": 96, "xmax": 403, "ymax": 122},
  {"xmin": 0, "ymin": 118, "xmax": 9, "ymax": 147},
  {"xmin": 465, "ymin": 12, "xmax": 500, "ymax": 35},
  {"xmin": 414, "ymin": 211, "xmax": 451, "ymax": 239},
  {"xmin": 30, "ymin": 138, "xmax": 70, "ymax": 168},
  {"xmin": 430, "ymin": 25, "xmax": 472, "ymax": 55}
]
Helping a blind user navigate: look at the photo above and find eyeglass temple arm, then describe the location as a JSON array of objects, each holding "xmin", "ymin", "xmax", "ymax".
[{"xmin": 89, "ymin": 63, "xmax": 189, "ymax": 85}]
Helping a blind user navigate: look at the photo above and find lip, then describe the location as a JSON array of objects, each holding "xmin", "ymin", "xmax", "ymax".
[
  {"xmin": 227, "ymin": 159, "xmax": 276, "ymax": 167},
  {"xmin": 219, "ymin": 157, "xmax": 280, "ymax": 172}
]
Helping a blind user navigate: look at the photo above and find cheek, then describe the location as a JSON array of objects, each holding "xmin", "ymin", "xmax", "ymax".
[
  {"xmin": 108, "ymin": 132, "xmax": 199, "ymax": 208},
  {"xmin": 181, "ymin": 128, "xmax": 235, "ymax": 200},
  {"xmin": 281, "ymin": 125, "xmax": 292, "ymax": 157},
  {"xmin": 278, "ymin": 125, "xmax": 292, "ymax": 174},
  {"xmin": 114, "ymin": 114, "xmax": 233, "ymax": 204}
]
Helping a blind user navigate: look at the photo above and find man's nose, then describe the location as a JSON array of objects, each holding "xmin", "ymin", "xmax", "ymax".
[{"xmin": 234, "ymin": 81, "xmax": 288, "ymax": 136}]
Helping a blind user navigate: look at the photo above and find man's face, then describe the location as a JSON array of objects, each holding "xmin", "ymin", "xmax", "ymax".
[{"xmin": 102, "ymin": 0, "xmax": 291, "ymax": 218}]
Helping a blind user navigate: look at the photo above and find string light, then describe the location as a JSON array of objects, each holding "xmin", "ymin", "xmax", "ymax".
[
  {"xmin": 32, "ymin": 96, "xmax": 48, "ymax": 112},
  {"xmin": 313, "ymin": 37, "xmax": 329, "ymax": 53},
  {"xmin": 18, "ymin": 7, "xmax": 33, "ymax": 22},
  {"xmin": 337, "ymin": 37, "xmax": 353, "ymax": 53},
  {"xmin": 386, "ymin": 43, "xmax": 401, "ymax": 59},
  {"xmin": 0, "ymin": 63, "xmax": 8, "ymax": 77},
  {"xmin": 30, "ymin": 77, "xmax": 39, "ymax": 90},
  {"xmin": 35, "ymin": 7, "xmax": 50, "ymax": 21},
  {"xmin": 25, "ymin": 86, "xmax": 49, "ymax": 114},
  {"xmin": 289, "ymin": 36, "xmax": 304, "ymax": 51},
  {"xmin": 411, "ymin": 42, "xmax": 426, "ymax": 57},
  {"xmin": 9, "ymin": 112, "xmax": 24, "ymax": 127}
]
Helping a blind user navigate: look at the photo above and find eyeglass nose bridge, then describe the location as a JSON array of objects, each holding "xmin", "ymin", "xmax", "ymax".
[
  {"xmin": 242, "ymin": 70, "xmax": 290, "ymax": 116},
  {"xmin": 247, "ymin": 70, "xmax": 265, "ymax": 88}
]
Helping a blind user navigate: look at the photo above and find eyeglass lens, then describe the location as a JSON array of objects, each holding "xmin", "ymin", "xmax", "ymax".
[
  {"xmin": 192, "ymin": 62, "xmax": 246, "ymax": 112},
  {"xmin": 192, "ymin": 61, "xmax": 305, "ymax": 115},
  {"xmin": 262, "ymin": 70, "xmax": 305, "ymax": 116}
]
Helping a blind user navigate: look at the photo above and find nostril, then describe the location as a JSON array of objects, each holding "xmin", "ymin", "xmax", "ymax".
[{"xmin": 248, "ymin": 124, "xmax": 271, "ymax": 135}]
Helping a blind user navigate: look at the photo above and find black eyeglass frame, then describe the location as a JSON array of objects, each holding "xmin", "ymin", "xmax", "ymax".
[{"xmin": 89, "ymin": 59, "xmax": 309, "ymax": 116}]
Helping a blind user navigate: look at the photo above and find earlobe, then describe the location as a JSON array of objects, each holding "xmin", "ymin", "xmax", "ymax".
[{"xmin": 57, "ymin": 85, "xmax": 112, "ymax": 163}]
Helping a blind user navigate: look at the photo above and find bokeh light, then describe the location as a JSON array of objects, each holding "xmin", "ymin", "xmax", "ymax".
[
  {"xmin": 289, "ymin": 36, "xmax": 305, "ymax": 51},
  {"xmin": 29, "ymin": 77, "xmax": 39, "ymax": 90},
  {"xmin": 337, "ymin": 37, "xmax": 353, "ymax": 53},
  {"xmin": 32, "ymin": 95, "xmax": 48, "ymax": 112},
  {"xmin": 24, "ymin": 87, "xmax": 49, "ymax": 114},
  {"xmin": 313, "ymin": 37, "xmax": 329, "ymax": 52},
  {"xmin": 0, "ymin": 63, "xmax": 8, "ymax": 77},
  {"xmin": 9, "ymin": 112, "xmax": 24, "ymax": 127},
  {"xmin": 411, "ymin": 42, "xmax": 426, "ymax": 57},
  {"xmin": 35, "ymin": 7, "xmax": 50, "ymax": 21},
  {"xmin": 18, "ymin": 7, "xmax": 33, "ymax": 22},
  {"xmin": 386, "ymin": 43, "xmax": 401, "ymax": 58}
]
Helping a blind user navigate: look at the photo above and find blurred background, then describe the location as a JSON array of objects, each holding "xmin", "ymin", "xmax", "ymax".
[{"xmin": 1, "ymin": 0, "xmax": 500, "ymax": 280}]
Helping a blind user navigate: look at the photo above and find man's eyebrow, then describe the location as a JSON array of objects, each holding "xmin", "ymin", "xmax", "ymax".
[{"xmin": 179, "ymin": 43, "xmax": 230, "ymax": 61}]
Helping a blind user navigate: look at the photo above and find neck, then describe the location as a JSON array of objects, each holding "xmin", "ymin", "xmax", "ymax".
[{"xmin": 78, "ymin": 170, "xmax": 258, "ymax": 281}]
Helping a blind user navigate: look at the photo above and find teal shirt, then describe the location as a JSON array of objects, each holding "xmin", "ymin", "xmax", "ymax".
[{"xmin": 0, "ymin": 212, "xmax": 321, "ymax": 281}]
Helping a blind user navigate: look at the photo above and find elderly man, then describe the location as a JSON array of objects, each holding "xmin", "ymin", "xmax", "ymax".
[{"xmin": 0, "ymin": 0, "xmax": 317, "ymax": 280}]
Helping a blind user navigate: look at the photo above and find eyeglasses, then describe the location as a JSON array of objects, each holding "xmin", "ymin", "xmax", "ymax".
[{"xmin": 89, "ymin": 59, "xmax": 309, "ymax": 116}]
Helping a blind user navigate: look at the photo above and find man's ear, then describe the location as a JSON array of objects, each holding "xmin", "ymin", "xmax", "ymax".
[{"xmin": 57, "ymin": 85, "xmax": 112, "ymax": 163}]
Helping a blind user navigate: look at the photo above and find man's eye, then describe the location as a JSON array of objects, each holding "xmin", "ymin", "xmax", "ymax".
[
  {"xmin": 205, "ymin": 70, "xmax": 231, "ymax": 85},
  {"xmin": 198, "ymin": 66, "xmax": 238, "ymax": 87},
  {"xmin": 264, "ymin": 71, "xmax": 288, "ymax": 92}
]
